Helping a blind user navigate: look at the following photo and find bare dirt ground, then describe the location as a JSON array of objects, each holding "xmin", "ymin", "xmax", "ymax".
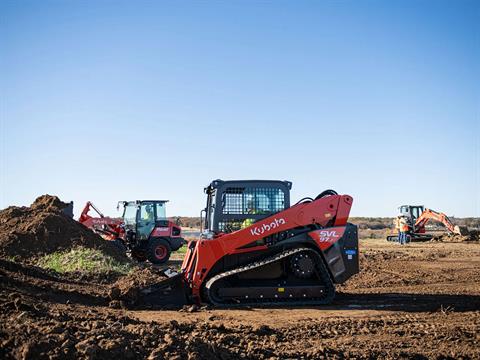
[{"xmin": 1, "ymin": 238, "xmax": 479, "ymax": 359}]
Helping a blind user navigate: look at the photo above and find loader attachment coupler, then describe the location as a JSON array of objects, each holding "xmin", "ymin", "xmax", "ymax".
[{"xmin": 137, "ymin": 272, "xmax": 190, "ymax": 308}]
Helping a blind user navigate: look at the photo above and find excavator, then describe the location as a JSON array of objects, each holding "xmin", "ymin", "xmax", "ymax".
[
  {"xmin": 139, "ymin": 179, "xmax": 360, "ymax": 307},
  {"xmin": 387, "ymin": 205, "xmax": 469, "ymax": 242}
]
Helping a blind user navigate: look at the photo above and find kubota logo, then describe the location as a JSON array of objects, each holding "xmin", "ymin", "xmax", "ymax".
[{"xmin": 250, "ymin": 218, "xmax": 286, "ymax": 236}]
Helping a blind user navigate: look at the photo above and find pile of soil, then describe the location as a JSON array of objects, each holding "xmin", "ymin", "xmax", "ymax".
[
  {"xmin": 432, "ymin": 230, "xmax": 480, "ymax": 243},
  {"xmin": 109, "ymin": 267, "xmax": 168, "ymax": 307},
  {"xmin": 0, "ymin": 195, "xmax": 125, "ymax": 262}
]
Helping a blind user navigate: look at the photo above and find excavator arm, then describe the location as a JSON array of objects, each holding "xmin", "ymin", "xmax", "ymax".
[{"xmin": 415, "ymin": 208, "xmax": 467, "ymax": 235}]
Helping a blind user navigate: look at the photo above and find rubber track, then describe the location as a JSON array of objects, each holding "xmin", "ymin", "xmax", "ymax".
[{"xmin": 204, "ymin": 247, "xmax": 335, "ymax": 307}]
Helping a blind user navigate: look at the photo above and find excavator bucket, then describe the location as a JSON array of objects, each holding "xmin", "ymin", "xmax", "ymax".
[
  {"xmin": 454, "ymin": 225, "xmax": 469, "ymax": 236},
  {"xmin": 136, "ymin": 271, "xmax": 191, "ymax": 308}
]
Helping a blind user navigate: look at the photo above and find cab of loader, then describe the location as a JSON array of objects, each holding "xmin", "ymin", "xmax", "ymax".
[
  {"xmin": 399, "ymin": 205, "xmax": 425, "ymax": 223},
  {"xmin": 121, "ymin": 200, "xmax": 169, "ymax": 240},
  {"xmin": 119, "ymin": 200, "xmax": 184, "ymax": 264},
  {"xmin": 203, "ymin": 179, "xmax": 292, "ymax": 233}
]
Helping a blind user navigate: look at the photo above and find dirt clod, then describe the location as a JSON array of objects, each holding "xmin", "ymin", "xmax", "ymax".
[{"xmin": 110, "ymin": 267, "xmax": 168, "ymax": 306}]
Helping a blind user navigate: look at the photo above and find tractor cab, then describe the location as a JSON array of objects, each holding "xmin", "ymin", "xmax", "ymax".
[
  {"xmin": 203, "ymin": 179, "xmax": 292, "ymax": 234},
  {"xmin": 399, "ymin": 205, "xmax": 425, "ymax": 223},
  {"xmin": 121, "ymin": 200, "xmax": 169, "ymax": 240},
  {"xmin": 119, "ymin": 200, "xmax": 184, "ymax": 264}
]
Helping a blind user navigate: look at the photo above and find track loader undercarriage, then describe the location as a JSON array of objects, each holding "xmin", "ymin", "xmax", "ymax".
[{"xmin": 204, "ymin": 247, "xmax": 336, "ymax": 306}]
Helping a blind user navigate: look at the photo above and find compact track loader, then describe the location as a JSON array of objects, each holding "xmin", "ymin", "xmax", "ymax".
[{"xmin": 141, "ymin": 179, "xmax": 360, "ymax": 307}]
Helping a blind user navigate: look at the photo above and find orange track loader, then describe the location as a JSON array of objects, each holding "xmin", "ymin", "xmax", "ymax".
[{"xmin": 138, "ymin": 179, "xmax": 360, "ymax": 307}]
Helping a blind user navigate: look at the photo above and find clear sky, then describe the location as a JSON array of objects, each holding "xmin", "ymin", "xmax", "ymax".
[{"xmin": 1, "ymin": 0, "xmax": 479, "ymax": 218}]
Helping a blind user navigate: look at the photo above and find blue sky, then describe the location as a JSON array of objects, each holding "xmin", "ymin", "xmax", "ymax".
[{"xmin": 1, "ymin": 0, "xmax": 479, "ymax": 218}]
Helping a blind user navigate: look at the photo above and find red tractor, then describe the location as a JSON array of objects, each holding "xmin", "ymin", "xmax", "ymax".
[
  {"xmin": 138, "ymin": 179, "xmax": 360, "ymax": 307},
  {"xmin": 79, "ymin": 200, "xmax": 184, "ymax": 264}
]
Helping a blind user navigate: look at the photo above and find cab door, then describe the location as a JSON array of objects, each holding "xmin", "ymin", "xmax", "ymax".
[{"xmin": 136, "ymin": 203, "xmax": 156, "ymax": 241}]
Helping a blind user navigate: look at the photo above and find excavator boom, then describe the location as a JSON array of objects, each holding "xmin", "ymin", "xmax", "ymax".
[{"xmin": 415, "ymin": 208, "xmax": 468, "ymax": 236}]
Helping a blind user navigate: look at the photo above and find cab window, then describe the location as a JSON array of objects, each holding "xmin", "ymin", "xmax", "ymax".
[
  {"xmin": 155, "ymin": 203, "xmax": 166, "ymax": 220},
  {"xmin": 222, "ymin": 187, "xmax": 285, "ymax": 215},
  {"xmin": 123, "ymin": 205, "xmax": 137, "ymax": 225},
  {"xmin": 140, "ymin": 204, "xmax": 155, "ymax": 222}
]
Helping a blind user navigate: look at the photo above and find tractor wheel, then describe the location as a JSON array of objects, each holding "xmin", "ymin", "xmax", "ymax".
[{"xmin": 147, "ymin": 238, "xmax": 171, "ymax": 265}]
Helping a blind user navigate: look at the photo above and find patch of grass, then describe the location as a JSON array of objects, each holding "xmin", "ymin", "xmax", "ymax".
[
  {"xmin": 176, "ymin": 245, "xmax": 187, "ymax": 254},
  {"xmin": 6, "ymin": 255, "xmax": 20, "ymax": 262},
  {"xmin": 37, "ymin": 247, "xmax": 134, "ymax": 275}
]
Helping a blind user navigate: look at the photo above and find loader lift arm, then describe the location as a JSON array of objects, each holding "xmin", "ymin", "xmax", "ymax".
[
  {"xmin": 78, "ymin": 202, "xmax": 123, "ymax": 240},
  {"xmin": 79, "ymin": 201, "xmax": 105, "ymax": 223}
]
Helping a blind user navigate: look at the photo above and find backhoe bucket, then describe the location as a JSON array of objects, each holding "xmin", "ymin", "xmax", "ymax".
[
  {"xmin": 137, "ymin": 272, "xmax": 191, "ymax": 308},
  {"xmin": 454, "ymin": 225, "xmax": 469, "ymax": 236}
]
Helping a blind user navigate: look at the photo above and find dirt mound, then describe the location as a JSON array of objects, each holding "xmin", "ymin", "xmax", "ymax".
[
  {"xmin": 432, "ymin": 230, "xmax": 480, "ymax": 243},
  {"xmin": 109, "ymin": 267, "xmax": 169, "ymax": 307},
  {"xmin": 0, "ymin": 258, "xmax": 111, "ymax": 307},
  {"xmin": 0, "ymin": 195, "xmax": 124, "ymax": 262},
  {"xmin": 30, "ymin": 195, "xmax": 70, "ymax": 212}
]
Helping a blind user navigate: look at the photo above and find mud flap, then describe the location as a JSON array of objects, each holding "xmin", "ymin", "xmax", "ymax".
[
  {"xmin": 138, "ymin": 273, "xmax": 190, "ymax": 308},
  {"xmin": 320, "ymin": 223, "xmax": 359, "ymax": 284}
]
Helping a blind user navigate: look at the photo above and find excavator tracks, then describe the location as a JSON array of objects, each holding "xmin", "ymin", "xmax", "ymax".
[{"xmin": 204, "ymin": 247, "xmax": 335, "ymax": 307}]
